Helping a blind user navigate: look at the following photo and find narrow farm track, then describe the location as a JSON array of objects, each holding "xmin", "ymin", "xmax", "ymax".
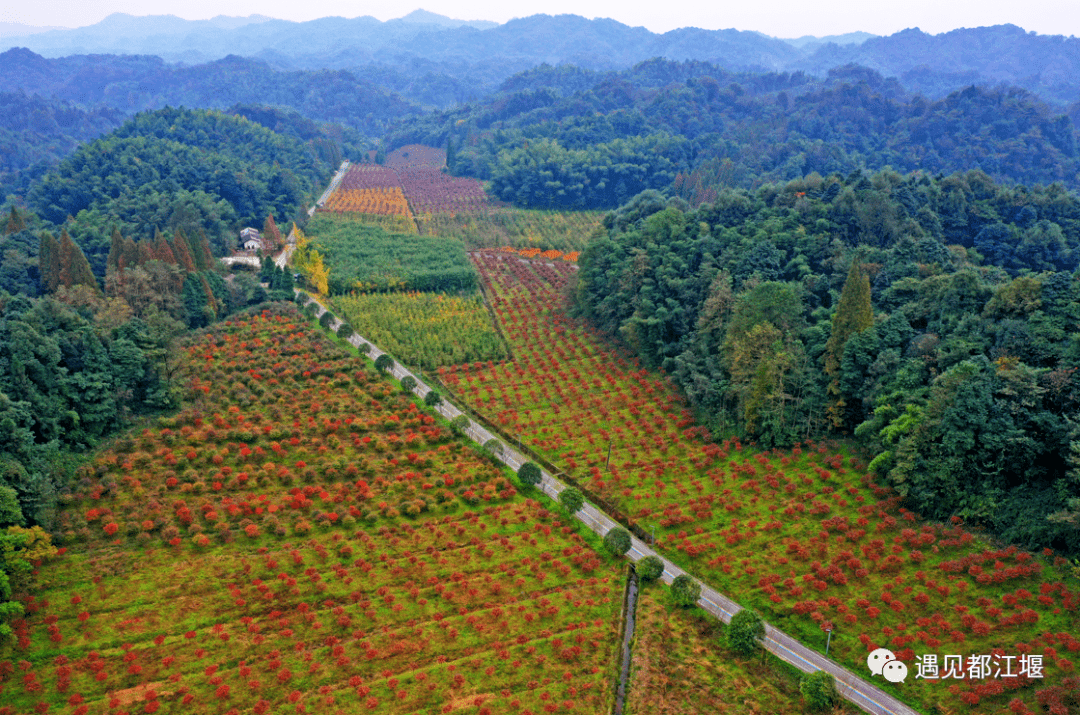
[
  {"xmin": 309, "ymin": 159, "xmax": 350, "ymax": 216},
  {"xmin": 297, "ymin": 293, "xmax": 919, "ymax": 715}
]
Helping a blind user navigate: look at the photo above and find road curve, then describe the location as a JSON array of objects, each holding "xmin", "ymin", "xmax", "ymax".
[{"xmin": 296, "ymin": 293, "xmax": 919, "ymax": 715}]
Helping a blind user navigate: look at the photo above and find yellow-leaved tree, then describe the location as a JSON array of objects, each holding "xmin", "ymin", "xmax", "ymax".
[
  {"xmin": 290, "ymin": 225, "xmax": 330, "ymax": 295},
  {"xmin": 307, "ymin": 250, "xmax": 329, "ymax": 295}
]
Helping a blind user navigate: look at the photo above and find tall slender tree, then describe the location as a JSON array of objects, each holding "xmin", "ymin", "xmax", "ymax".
[
  {"xmin": 120, "ymin": 236, "xmax": 140, "ymax": 272},
  {"xmin": 151, "ymin": 229, "xmax": 177, "ymax": 265},
  {"xmin": 59, "ymin": 230, "xmax": 99, "ymax": 293},
  {"xmin": 136, "ymin": 240, "xmax": 154, "ymax": 266},
  {"xmin": 262, "ymin": 214, "xmax": 282, "ymax": 254},
  {"xmin": 106, "ymin": 228, "xmax": 125, "ymax": 275},
  {"xmin": 38, "ymin": 232, "xmax": 59, "ymax": 292},
  {"xmin": 191, "ymin": 230, "xmax": 214, "ymax": 271},
  {"xmin": 824, "ymin": 260, "xmax": 873, "ymax": 427},
  {"xmin": 4, "ymin": 207, "xmax": 25, "ymax": 235},
  {"xmin": 170, "ymin": 229, "xmax": 197, "ymax": 272}
]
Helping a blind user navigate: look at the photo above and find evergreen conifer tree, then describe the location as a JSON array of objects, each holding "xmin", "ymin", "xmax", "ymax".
[
  {"xmin": 261, "ymin": 256, "xmax": 276, "ymax": 283},
  {"xmin": 5, "ymin": 207, "xmax": 25, "ymax": 235},
  {"xmin": 194, "ymin": 230, "xmax": 215, "ymax": 270},
  {"xmin": 38, "ymin": 232, "xmax": 59, "ymax": 292},
  {"xmin": 106, "ymin": 228, "xmax": 125, "ymax": 274},
  {"xmin": 56, "ymin": 229, "xmax": 100, "ymax": 293},
  {"xmin": 824, "ymin": 260, "xmax": 873, "ymax": 427},
  {"xmin": 182, "ymin": 273, "xmax": 212, "ymax": 328},
  {"xmin": 170, "ymin": 229, "xmax": 197, "ymax": 272}
]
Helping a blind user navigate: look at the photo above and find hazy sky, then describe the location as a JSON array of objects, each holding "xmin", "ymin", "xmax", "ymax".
[{"xmin": 3, "ymin": 0, "xmax": 1078, "ymax": 38}]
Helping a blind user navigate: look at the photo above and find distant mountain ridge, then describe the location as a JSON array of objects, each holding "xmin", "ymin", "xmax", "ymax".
[
  {"xmin": 4, "ymin": 13, "xmax": 1079, "ymax": 108},
  {"xmin": 791, "ymin": 24, "xmax": 1080, "ymax": 106},
  {"xmin": 0, "ymin": 22, "xmax": 67, "ymax": 38},
  {"xmin": 0, "ymin": 47, "xmax": 421, "ymax": 136},
  {"xmin": 779, "ymin": 31, "xmax": 877, "ymax": 49},
  {"xmin": 4, "ymin": 12, "xmax": 802, "ymax": 75},
  {"xmin": 395, "ymin": 9, "xmax": 498, "ymax": 30}
]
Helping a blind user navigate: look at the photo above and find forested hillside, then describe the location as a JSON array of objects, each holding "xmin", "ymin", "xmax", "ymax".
[
  {"xmin": 0, "ymin": 209, "xmax": 288, "ymax": 534},
  {"xmin": 3, "ymin": 25, "xmax": 1080, "ymax": 214},
  {"xmin": 25, "ymin": 106, "xmax": 333, "ymax": 275},
  {"xmin": 4, "ymin": 13, "xmax": 801, "ymax": 81},
  {"xmin": 0, "ymin": 48, "xmax": 419, "ymax": 136},
  {"xmin": 0, "ymin": 92, "xmax": 127, "ymax": 197},
  {"xmin": 391, "ymin": 59, "xmax": 1080, "ymax": 209},
  {"xmin": 575, "ymin": 171, "xmax": 1080, "ymax": 553},
  {"xmin": 0, "ymin": 288, "xmax": 177, "ymax": 528},
  {"xmin": 0, "ymin": 49, "xmax": 399, "ymax": 197}
]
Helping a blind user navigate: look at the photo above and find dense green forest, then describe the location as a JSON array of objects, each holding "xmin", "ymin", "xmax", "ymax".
[
  {"xmin": 0, "ymin": 92, "xmax": 128, "ymax": 198},
  {"xmin": 0, "ymin": 290, "xmax": 175, "ymax": 527},
  {"xmin": 389, "ymin": 60, "xmax": 1080, "ymax": 209},
  {"xmin": 788, "ymin": 24, "xmax": 1080, "ymax": 106},
  {"xmin": 0, "ymin": 50, "xmax": 383, "ymax": 200},
  {"xmin": 23, "ymin": 107, "xmax": 334, "ymax": 276},
  {"xmin": 575, "ymin": 171, "xmax": 1080, "ymax": 553},
  {"xmin": 227, "ymin": 103, "xmax": 369, "ymax": 166}
]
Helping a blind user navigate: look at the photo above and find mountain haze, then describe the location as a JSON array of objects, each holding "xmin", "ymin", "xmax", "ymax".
[
  {"xmin": 0, "ymin": 48, "xmax": 420, "ymax": 135},
  {"xmin": 5, "ymin": 14, "xmax": 1079, "ymax": 109},
  {"xmin": 793, "ymin": 24, "xmax": 1080, "ymax": 105}
]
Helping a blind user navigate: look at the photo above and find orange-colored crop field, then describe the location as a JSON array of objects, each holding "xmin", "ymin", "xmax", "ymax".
[
  {"xmin": 323, "ymin": 154, "xmax": 491, "ymax": 221},
  {"xmin": 322, "ymin": 188, "xmax": 413, "ymax": 218}
]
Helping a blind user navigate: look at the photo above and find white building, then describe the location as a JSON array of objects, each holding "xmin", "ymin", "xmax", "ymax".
[{"xmin": 240, "ymin": 227, "xmax": 262, "ymax": 251}]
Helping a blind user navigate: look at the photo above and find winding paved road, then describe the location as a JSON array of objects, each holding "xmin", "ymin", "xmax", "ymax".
[{"xmin": 296, "ymin": 293, "xmax": 919, "ymax": 715}]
